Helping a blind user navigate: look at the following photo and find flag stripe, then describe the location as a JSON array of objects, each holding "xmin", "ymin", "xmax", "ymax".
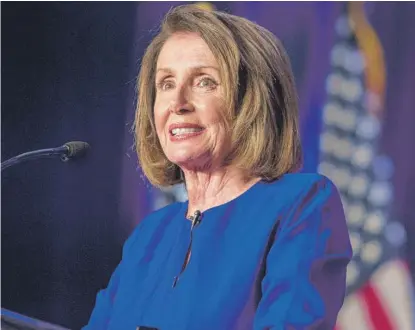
[
  {"xmin": 359, "ymin": 283, "xmax": 395, "ymax": 330},
  {"xmin": 337, "ymin": 293, "xmax": 373, "ymax": 330},
  {"xmin": 371, "ymin": 260, "xmax": 413, "ymax": 330}
]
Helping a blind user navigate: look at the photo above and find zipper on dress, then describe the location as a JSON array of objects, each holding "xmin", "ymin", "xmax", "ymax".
[{"xmin": 172, "ymin": 210, "xmax": 202, "ymax": 288}]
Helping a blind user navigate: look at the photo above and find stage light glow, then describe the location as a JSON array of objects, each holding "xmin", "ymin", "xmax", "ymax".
[
  {"xmin": 331, "ymin": 167, "xmax": 352, "ymax": 190},
  {"xmin": 363, "ymin": 212, "xmax": 385, "ymax": 235},
  {"xmin": 341, "ymin": 78, "xmax": 363, "ymax": 103},
  {"xmin": 346, "ymin": 202, "xmax": 367, "ymax": 226},
  {"xmin": 360, "ymin": 240, "xmax": 382, "ymax": 265},
  {"xmin": 349, "ymin": 173, "xmax": 370, "ymax": 198},
  {"xmin": 356, "ymin": 115, "xmax": 381, "ymax": 140},
  {"xmin": 346, "ymin": 260, "xmax": 359, "ymax": 286},
  {"xmin": 352, "ymin": 144, "xmax": 374, "ymax": 169},
  {"xmin": 368, "ymin": 181, "xmax": 393, "ymax": 207}
]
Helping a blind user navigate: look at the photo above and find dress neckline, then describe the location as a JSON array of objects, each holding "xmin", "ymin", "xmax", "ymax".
[{"xmin": 179, "ymin": 178, "xmax": 269, "ymax": 221}]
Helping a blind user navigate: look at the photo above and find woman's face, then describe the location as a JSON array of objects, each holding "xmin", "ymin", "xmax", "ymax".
[{"xmin": 154, "ymin": 32, "xmax": 230, "ymax": 171}]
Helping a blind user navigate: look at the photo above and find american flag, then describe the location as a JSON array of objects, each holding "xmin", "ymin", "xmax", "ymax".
[{"xmin": 318, "ymin": 3, "xmax": 414, "ymax": 330}]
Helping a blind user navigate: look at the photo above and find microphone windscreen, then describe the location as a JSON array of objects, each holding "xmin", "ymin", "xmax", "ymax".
[{"xmin": 63, "ymin": 141, "xmax": 90, "ymax": 158}]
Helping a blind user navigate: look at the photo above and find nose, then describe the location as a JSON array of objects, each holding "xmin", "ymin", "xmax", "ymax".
[{"xmin": 169, "ymin": 85, "xmax": 195, "ymax": 115}]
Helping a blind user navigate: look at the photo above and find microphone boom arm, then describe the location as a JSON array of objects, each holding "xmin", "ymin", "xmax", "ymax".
[
  {"xmin": 1, "ymin": 141, "xmax": 90, "ymax": 172},
  {"xmin": 1, "ymin": 147, "xmax": 67, "ymax": 171}
]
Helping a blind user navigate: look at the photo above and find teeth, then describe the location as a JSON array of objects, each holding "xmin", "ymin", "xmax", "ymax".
[{"xmin": 172, "ymin": 128, "xmax": 202, "ymax": 136}]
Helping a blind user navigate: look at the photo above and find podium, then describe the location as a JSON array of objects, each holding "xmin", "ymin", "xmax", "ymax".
[{"xmin": 1, "ymin": 308, "xmax": 70, "ymax": 330}]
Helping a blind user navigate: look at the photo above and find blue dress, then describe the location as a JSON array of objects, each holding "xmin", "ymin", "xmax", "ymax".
[{"xmin": 83, "ymin": 173, "xmax": 352, "ymax": 330}]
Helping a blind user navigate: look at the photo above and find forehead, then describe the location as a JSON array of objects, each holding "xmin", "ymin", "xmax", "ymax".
[{"xmin": 156, "ymin": 32, "xmax": 218, "ymax": 69}]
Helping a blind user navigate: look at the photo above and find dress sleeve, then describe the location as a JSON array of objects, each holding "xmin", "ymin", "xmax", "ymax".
[
  {"xmin": 82, "ymin": 262, "xmax": 123, "ymax": 330},
  {"xmin": 254, "ymin": 175, "xmax": 353, "ymax": 330},
  {"xmin": 82, "ymin": 224, "xmax": 142, "ymax": 330}
]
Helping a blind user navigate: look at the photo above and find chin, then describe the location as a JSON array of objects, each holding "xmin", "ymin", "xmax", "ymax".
[
  {"xmin": 169, "ymin": 153, "xmax": 197, "ymax": 166},
  {"xmin": 167, "ymin": 149, "xmax": 210, "ymax": 169}
]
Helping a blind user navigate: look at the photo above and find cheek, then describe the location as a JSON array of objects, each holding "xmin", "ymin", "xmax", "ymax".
[
  {"xmin": 208, "ymin": 105, "xmax": 230, "ymax": 144},
  {"xmin": 153, "ymin": 116, "xmax": 166, "ymax": 147},
  {"xmin": 153, "ymin": 101, "xmax": 168, "ymax": 137},
  {"xmin": 204, "ymin": 102, "xmax": 229, "ymax": 133},
  {"xmin": 196, "ymin": 94, "xmax": 226, "ymax": 121}
]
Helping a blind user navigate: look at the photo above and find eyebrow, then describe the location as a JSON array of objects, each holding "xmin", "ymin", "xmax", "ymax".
[{"xmin": 156, "ymin": 65, "xmax": 220, "ymax": 74}]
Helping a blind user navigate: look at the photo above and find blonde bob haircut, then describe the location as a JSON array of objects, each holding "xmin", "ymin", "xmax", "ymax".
[{"xmin": 135, "ymin": 5, "xmax": 302, "ymax": 187}]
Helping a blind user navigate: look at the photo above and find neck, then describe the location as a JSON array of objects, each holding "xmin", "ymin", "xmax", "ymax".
[{"xmin": 182, "ymin": 166, "xmax": 260, "ymax": 218}]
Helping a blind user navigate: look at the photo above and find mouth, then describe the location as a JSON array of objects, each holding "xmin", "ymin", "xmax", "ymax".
[
  {"xmin": 168, "ymin": 123, "xmax": 205, "ymax": 141},
  {"xmin": 170, "ymin": 127, "xmax": 204, "ymax": 136}
]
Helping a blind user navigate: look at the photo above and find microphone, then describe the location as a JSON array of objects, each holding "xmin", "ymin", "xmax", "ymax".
[
  {"xmin": 1, "ymin": 141, "xmax": 90, "ymax": 172},
  {"xmin": 192, "ymin": 210, "xmax": 202, "ymax": 226}
]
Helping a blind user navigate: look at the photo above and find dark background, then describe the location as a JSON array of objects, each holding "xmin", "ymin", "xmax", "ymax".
[{"xmin": 2, "ymin": 2, "xmax": 140, "ymax": 328}]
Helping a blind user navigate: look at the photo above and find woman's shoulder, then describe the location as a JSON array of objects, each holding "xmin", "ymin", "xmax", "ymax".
[
  {"xmin": 262, "ymin": 172, "xmax": 340, "ymax": 205},
  {"xmin": 269, "ymin": 172, "xmax": 336, "ymax": 191},
  {"xmin": 122, "ymin": 201, "xmax": 185, "ymax": 255},
  {"xmin": 136, "ymin": 201, "xmax": 184, "ymax": 231},
  {"xmin": 281, "ymin": 172, "xmax": 334, "ymax": 186},
  {"xmin": 143, "ymin": 201, "xmax": 184, "ymax": 223}
]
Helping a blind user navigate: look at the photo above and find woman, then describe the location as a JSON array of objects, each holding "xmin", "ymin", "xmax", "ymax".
[{"xmin": 84, "ymin": 5, "xmax": 352, "ymax": 330}]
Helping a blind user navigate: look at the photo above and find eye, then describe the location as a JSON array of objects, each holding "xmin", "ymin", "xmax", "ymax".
[
  {"xmin": 156, "ymin": 80, "xmax": 175, "ymax": 91},
  {"xmin": 196, "ymin": 77, "xmax": 218, "ymax": 90}
]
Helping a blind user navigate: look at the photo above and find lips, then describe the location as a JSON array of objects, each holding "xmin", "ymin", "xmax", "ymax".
[
  {"xmin": 168, "ymin": 123, "xmax": 205, "ymax": 141},
  {"xmin": 171, "ymin": 127, "xmax": 203, "ymax": 136}
]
